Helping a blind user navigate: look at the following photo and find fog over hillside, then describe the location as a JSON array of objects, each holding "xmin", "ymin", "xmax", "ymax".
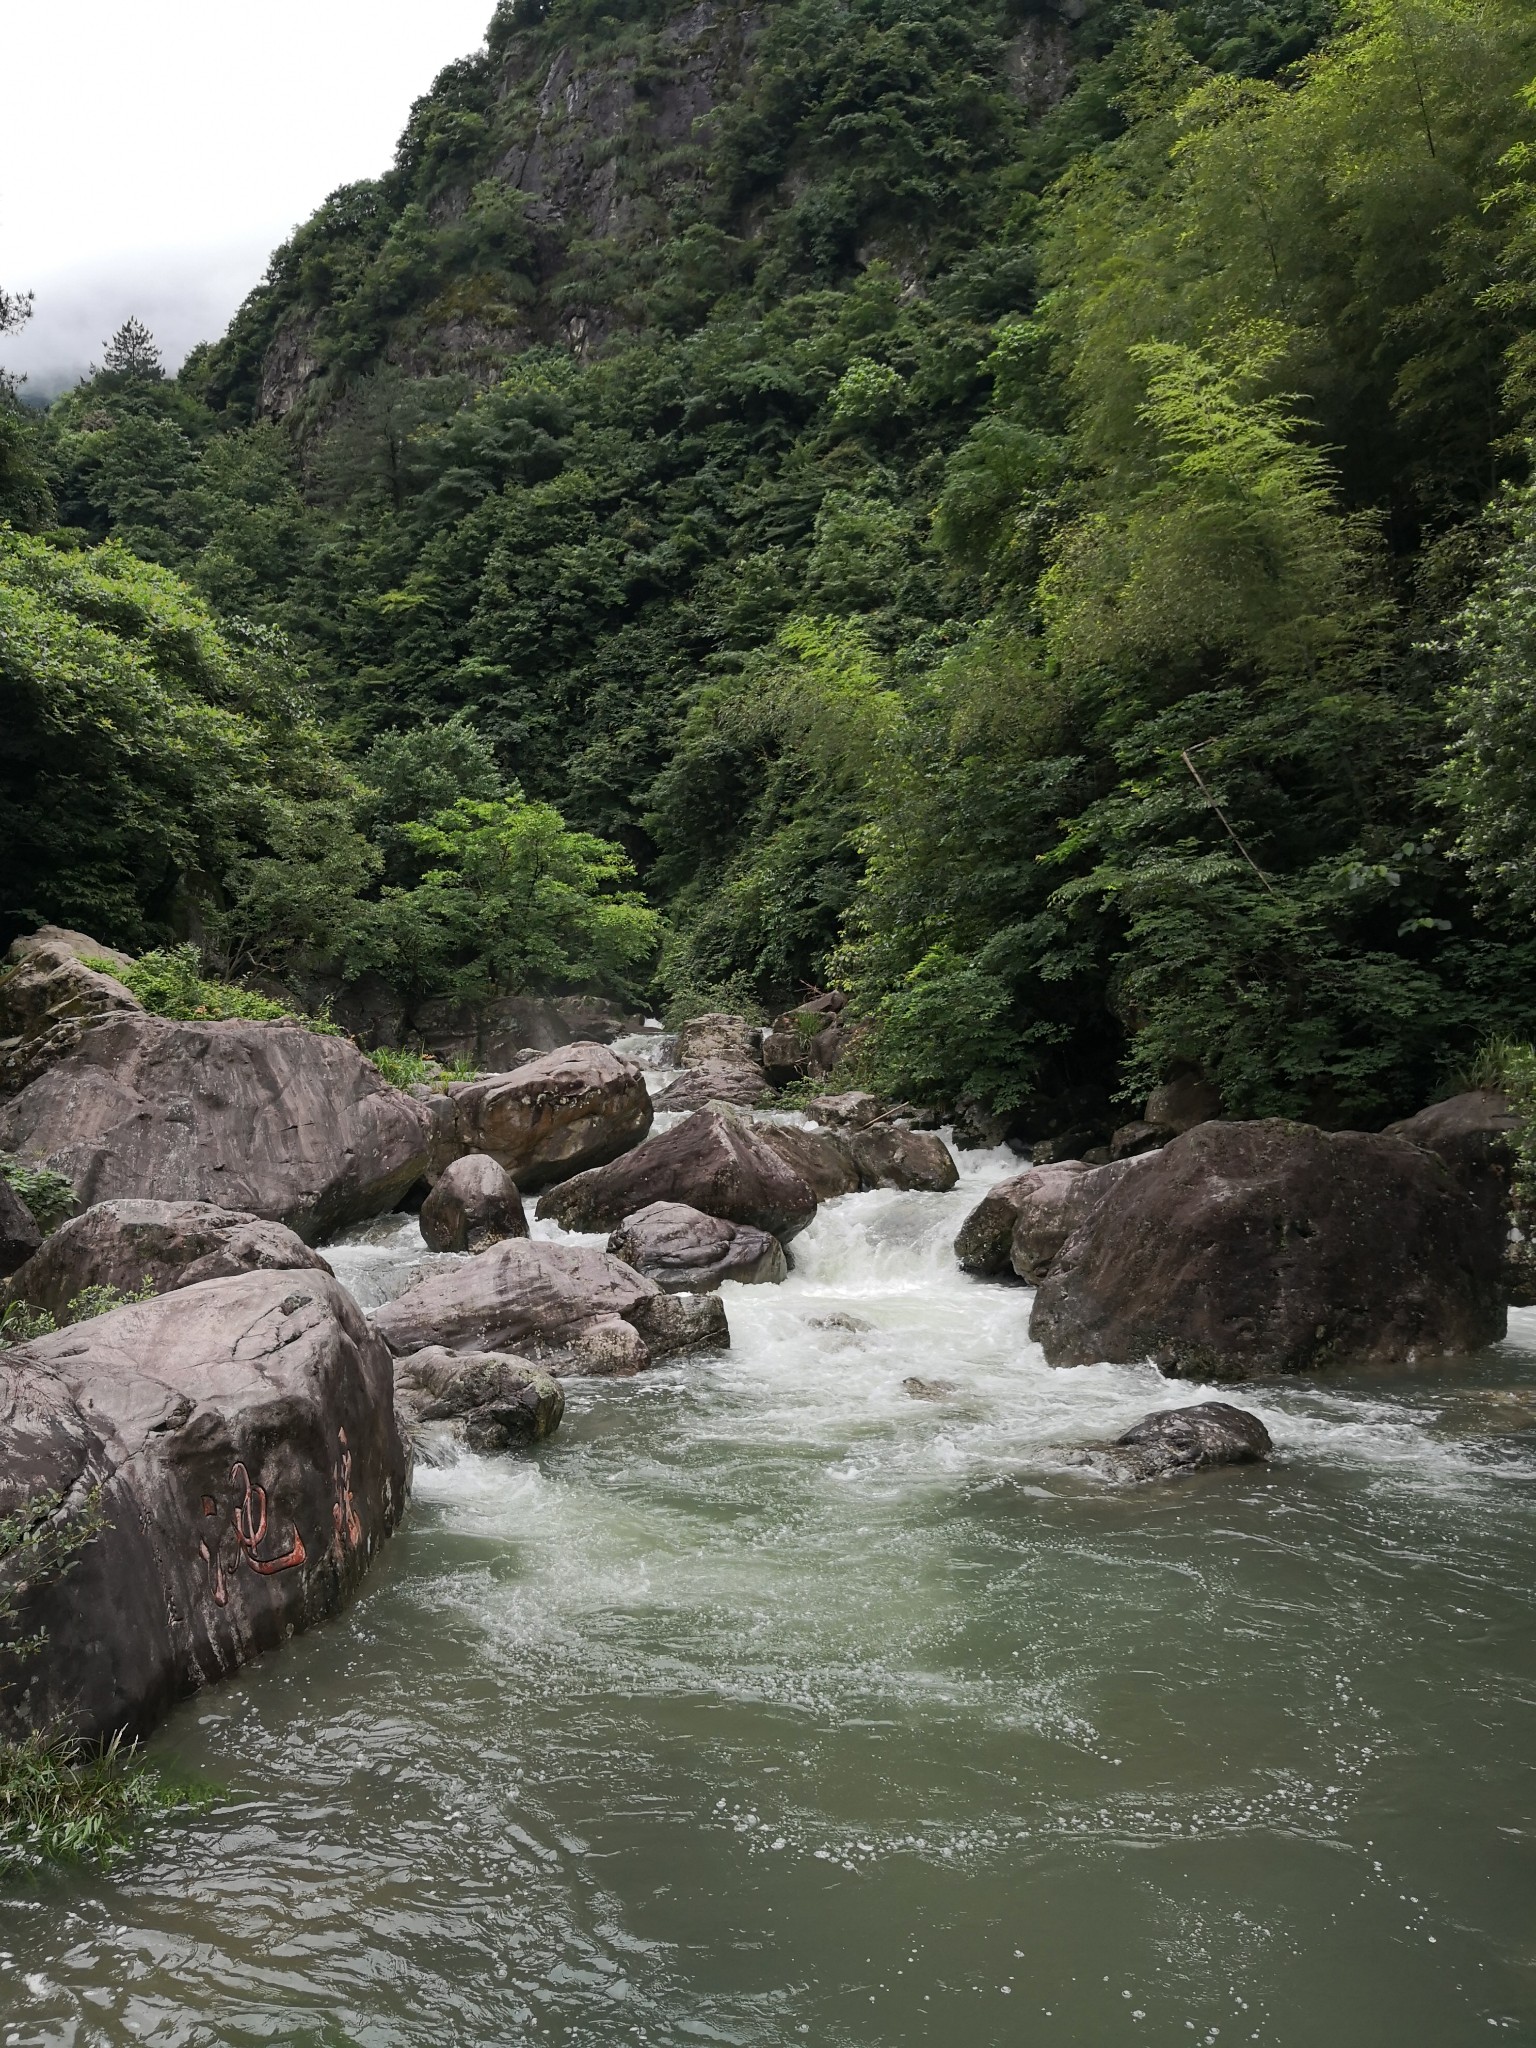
[{"xmin": 0, "ymin": 0, "xmax": 495, "ymax": 394}]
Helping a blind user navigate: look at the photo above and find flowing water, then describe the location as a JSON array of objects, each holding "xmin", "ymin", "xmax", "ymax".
[{"xmin": 3, "ymin": 1054, "xmax": 1535, "ymax": 2045}]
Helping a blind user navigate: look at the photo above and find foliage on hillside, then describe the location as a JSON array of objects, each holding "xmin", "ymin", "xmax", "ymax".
[{"xmin": 5, "ymin": 0, "xmax": 1536, "ymax": 1129}]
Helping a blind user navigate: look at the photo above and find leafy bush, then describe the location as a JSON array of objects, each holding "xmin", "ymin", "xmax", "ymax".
[
  {"xmin": 0, "ymin": 1157, "xmax": 76, "ymax": 1236},
  {"xmin": 88, "ymin": 945, "xmax": 339, "ymax": 1033},
  {"xmin": 364, "ymin": 1045, "xmax": 477, "ymax": 1090},
  {"xmin": 0, "ymin": 1279, "xmax": 157, "ymax": 1349}
]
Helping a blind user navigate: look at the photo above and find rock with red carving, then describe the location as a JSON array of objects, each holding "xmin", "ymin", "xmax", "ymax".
[
  {"xmin": 371, "ymin": 1236, "xmax": 728, "ymax": 1376},
  {"xmin": 0, "ymin": 1269, "xmax": 407, "ymax": 1743},
  {"xmin": 445, "ymin": 1043, "xmax": 653, "ymax": 1191}
]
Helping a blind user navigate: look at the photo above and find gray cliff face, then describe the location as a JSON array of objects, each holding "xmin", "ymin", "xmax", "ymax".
[{"xmin": 253, "ymin": 0, "xmax": 1080, "ymax": 420}]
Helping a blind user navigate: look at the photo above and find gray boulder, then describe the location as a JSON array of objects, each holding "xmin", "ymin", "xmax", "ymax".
[
  {"xmin": 757, "ymin": 1122, "xmax": 862, "ymax": 1200},
  {"xmin": 844, "ymin": 1126, "xmax": 958, "ymax": 1193},
  {"xmin": 0, "ymin": 1269, "xmax": 407, "ymax": 1742},
  {"xmin": 394, "ymin": 1346, "xmax": 563, "ymax": 1451},
  {"xmin": 954, "ymin": 1164, "xmax": 1089, "ymax": 1277},
  {"xmin": 1011, "ymin": 1160, "xmax": 1143, "ymax": 1284},
  {"xmin": 1, "ymin": 1199, "xmax": 330, "ymax": 1320},
  {"xmin": 1031, "ymin": 1119, "xmax": 1507, "ymax": 1379},
  {"xmin": 1069, "ymin": 1402, "xmax": 1273, "ymax": 1482},
  {"xmin": 419, "ymin": 1154, "xmax": 527, "ymax": 1254},
  {"xmin": 0, "ymin": 1177, "xmax": 42, "ymax": 1278},
  {"xmin": 0, "ymin": 1014, "xmax": 431, "ymax": 1245},
  {"xmin": 608, "ymin": 1201, "xmax": 788, "ymax": 1292},
  {"xmin": 537, "ymin": 1104, "xmax": 818, "ymax": 1242},
  {"xmin": 447, "ymin": 1042, "xmax": 652, "ymax": 1191},
  {"xmin": 370, "ymin": 1237, "xmax": 728, "ymax": 1377},
  {"xmin": 760, "ymin": 1025, "xmax": 842, "ymax": 1088},
  {"xmin": 1144, "ymin": 1071, "xmax": 1221, "ymax": 1134},
  {"xmin": 0, "ymin": 928, "xmax": 142, "ymax": 1097},
  {"xmin": 674, "ymin": 1013, "xmax": 762, "ymax": 1067},
  {"xmin": 654, "ymin": 1062, "xmax": 768, "ymax": 1112}
]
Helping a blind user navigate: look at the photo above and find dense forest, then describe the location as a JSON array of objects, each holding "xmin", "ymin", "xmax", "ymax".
[{"xmin": 4, "ymin": 0, "xmax": 1536, "ymax": 1140}]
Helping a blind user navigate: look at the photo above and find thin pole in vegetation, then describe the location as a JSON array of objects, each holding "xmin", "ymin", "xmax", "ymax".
[{"xmin": 1180, "ymin": 745, "xmax": 1282, "ymax": 899}]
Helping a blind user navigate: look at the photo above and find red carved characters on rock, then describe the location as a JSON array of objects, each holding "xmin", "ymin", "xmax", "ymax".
[
  {"xmin": 332, "ymin": 1426, "xmax": 362, "ymax": 1556},
  {"xmin": 197, "ymin": 1460, "xmax": 307, "ymax": 1607}
]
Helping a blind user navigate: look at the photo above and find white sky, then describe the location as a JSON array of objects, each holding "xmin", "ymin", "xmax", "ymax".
[{"xmin": 1, "ymin": 0, "xmax": 498, "ymax": 391}]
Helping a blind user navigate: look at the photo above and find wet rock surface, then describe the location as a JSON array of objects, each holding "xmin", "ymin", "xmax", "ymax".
[
  {"xmin": 394, "ymin": 1346, "xmax": 563, "ymax": 1451},
  {"xmin": 1068, "ymin": 1402, "xmax": 1273, "ymax": 1482},
  {"xmin": 0, "ymin": 1014, "xmax": 431, "ymax": 1244},
  {"xmin": 2, "ymin": 1200, "xmax": 331, "ymax": 1320},
  {"xmin": 0, "ymin": 1269, "xmax": 407, "ymax": 1741},
  {"xmin": 673, "ymin": 1013, "xmax": 761, "ymax": 1068},
  {"xmin": 371, "ymin": 1237, "xmax": 728, "ymax": 1376},
  {"xmin": 843, "ymin": 1126, "xmax": 958, "ymax": 1194},
  {"xmin": 537, "ymin": 1103, "xmax": 818, "ymax": 1242},
  {"xmin": 607, "ymin": 1200, "xmax": 787, "ymax": 1292},
  {"xmin": 447, "ymin": 1043, "xmax": 653, "ymax": 1192},
  {"xmin": 954, "ymin": 1165, "xmax": 1085, "ymax": 1277},
  {"xmin": 419, "ymin": 1155, "xmax": 528, "ymax": 1254},
  {"xmin": 1031, "ymin": 1119, "xmax": 1508, "ymax": 1379}
]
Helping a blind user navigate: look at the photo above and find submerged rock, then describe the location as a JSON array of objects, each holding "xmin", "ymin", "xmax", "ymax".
[
  {"xmin": 0, "ymin": 1014, "xmax": 432, "ymax": 1244},
  {"xmin": 419, "ymin": 1154, "xmax": 528, "ymax": 1254},
  {"xmin": 447, "ymin": 1042, "xmax": 653, "ymax": 1191},
  {"xmin": 1031, "ymin": 1119, "xmax": 1507, "ymax": 1379},
  {"xmin": 903, "ymin": 1376, "xmax": 958, "ymax": 1400},
  {"xmin": 0, "ymin": 1270, "xmax": 407, "ymax": 1742},
  {"xmin": 537, "ymin": 1103, "xmax": 818, "ymax": 1242},
  {"xmin": 394, "ymin": 1346, "xmax": 563, "ymax": 1450},
  {"xmin": 607, "ymin": 1201, "xmax": 787, "ymax": 1292},
  {"xmin": 1, "ymin": 1199, "xmax": 330, "ymax": 1320},
  {"xmin": 1069, "ymin": 1401, "xmax": 1273, "ymax": 1482},
  {"xmin": 370, "ymin": 1237, "xmax": 728, "ymax": 1376}
]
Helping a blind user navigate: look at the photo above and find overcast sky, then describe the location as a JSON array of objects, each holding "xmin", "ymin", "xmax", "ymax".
[{"xmin": 1, "ymin": 0, "xmax": 498, "ymax": 393}]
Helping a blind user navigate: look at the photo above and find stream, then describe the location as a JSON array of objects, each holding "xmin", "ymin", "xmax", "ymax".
[{"xmin": 2, "ymin": 1043, "xmax": 1535, "ymax": 2045}]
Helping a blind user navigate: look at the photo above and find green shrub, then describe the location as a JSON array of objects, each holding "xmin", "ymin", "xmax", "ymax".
[
  {"xmin": 0, "ymin": 1730, "xmax": 189, "ymax": 1877},
  {"xmin": 0, "ymin": 1279, "xmax": 157, "ymax": 1351},
  {"xmin": 0, "ymin": 1158, "xmax": 76, "ymax": 1236},
  {"xmin": 365, "ymin": 1045, "xmax": 478, "ymax": 1090},
  {"xmin": 86, "ymin": 945, "xmax": 338, "ymax": 1033}
]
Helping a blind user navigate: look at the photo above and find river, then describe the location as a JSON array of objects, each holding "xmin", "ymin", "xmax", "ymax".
[{"xmin": 2, "ymin": 1047, "xmax": 1534, "ymax": 2045}]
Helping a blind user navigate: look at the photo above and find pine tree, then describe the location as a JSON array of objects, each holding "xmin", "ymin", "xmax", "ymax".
[{"xmin": 102, "ymin": 316, "xmax": 162, "ymax": 380}]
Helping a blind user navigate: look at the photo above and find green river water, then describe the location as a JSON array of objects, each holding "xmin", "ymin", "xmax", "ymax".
[{"xmin": 2, "ymin": 1115, "xmax": 1534, "ymax": 2047}]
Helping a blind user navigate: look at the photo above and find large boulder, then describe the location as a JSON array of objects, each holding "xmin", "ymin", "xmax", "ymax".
[
  {"xmin": 1144, "ymin": 1071, "xmax": 1222, "ymax": 1134},
  {"xmin": 1031, "ymin": 1119, "xmax": 1507, "ymax": 1379},
  {"xmin": 1385, "ymin": 1089, "xmax": 1519, "ymax": 1203},
  {"xmin": 0, "ymin": 1177, "xmax": 42, "ymax": 1278},
  {"xmin": 536, "ymin": 1103, "xmax": 818, "ymax": 1241},
  {"xmin": 760, "ymin": 1025, "xmax": 842, "ymax": 1088},
  {"xmin": 1069, "ymin": 1402, "xmax": 1273, "ymax": 1482},
  {"xmin": 843, "ymin": 1126, "xmax": 958, "ymax": 1193},
  {"xmin": 1, "ymin": 1200, "xmax": 330, "ymax": 1321},
  {"xmin": 756, "ymin": 1122, "xmax": 863, "ymax": 1201},
  {"xmin": 0, "ymin": 1014, "xmax": 431, "ymax": 1245},
  {"xmin": 1011, "ymin": 1159, "xmax": 1144, "ymax": 1284},
  {"xmin": 394, "ymin": 1346, "xmax": 563, "ymax": 1452},
  {"xmin": 674, "ymin": 1013, "xmax": 761, "ymax": 1067},
  {"xmin": 446, "ymin": 1043, "xmax": 652, "ymax": 1192},
  {"xmin": 419, "ymin": 1154, "xmax": 528, "ymax": 1254},
  {"xmin": 0, "ymin": 1270, "xmax": 407, "ymax": 1742},
  {"xmin": 608, "ymin": 1201, "xmax": 788, "ymax": 1292},
  {"xmin": 407, "ymin": 991, "xmax": 642, "ymax": 1068},
  {"xmin": 0, "ymin": 928, "xmax": 142, "ymax": 1097},
  {"xmin": 954, "ymin": 1163, "xmax": 1090, "ymax": 1277},
  {"xmin": 371, "ymin": 1237, "xmax": 728, "ymax": 1376},
  {"xmin": 654, "ymin": 1062, "xmax": 768, "ymax": 1112}
]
